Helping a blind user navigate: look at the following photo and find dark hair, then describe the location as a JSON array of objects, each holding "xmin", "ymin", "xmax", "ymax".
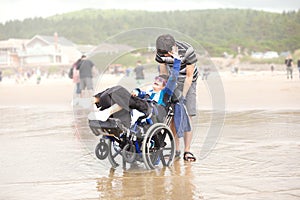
[{"xmin": 156, "ymin": 34, "xmax": 175, "ymax": 53}]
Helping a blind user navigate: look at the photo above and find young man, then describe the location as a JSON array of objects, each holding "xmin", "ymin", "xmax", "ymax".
[
  {"xmin": 88, "ymin": 50, "xmax": 184, "ymax": 128},
  {"xmin": 155, "ymin": 34, "xmax": 198, "ymax": 162}
]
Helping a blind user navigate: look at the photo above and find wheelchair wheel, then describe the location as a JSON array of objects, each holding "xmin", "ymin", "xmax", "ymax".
[
  {"xmin": 95, "ymin": 138, "xmax": 109, "ymax": 160},
  {"xmin": 142, "ymin": 123, "xmax": 175, "ymax": 170},
  {"xmin": 107, "ymin": 139, "xmax": 125, "ymax": 169}
]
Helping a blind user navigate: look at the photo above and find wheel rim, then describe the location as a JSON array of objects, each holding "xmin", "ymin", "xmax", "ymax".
[
  {"xmin": 142, "ymin": 123, "xmax": 175, "ymax": 169},
  {"xmin": 122, "ymin": 143, "xmax": 137, "ymax": 163}
]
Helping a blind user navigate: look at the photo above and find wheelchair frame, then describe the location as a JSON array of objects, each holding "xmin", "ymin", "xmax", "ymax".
[{"xmin": 89, "ymin": 104, "xmax": 176, "ymax": 170}]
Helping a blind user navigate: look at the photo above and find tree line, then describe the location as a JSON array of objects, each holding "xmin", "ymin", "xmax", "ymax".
[{"xmin": 0, "ymin": 8, "xmax": 299, "ymax": 56}]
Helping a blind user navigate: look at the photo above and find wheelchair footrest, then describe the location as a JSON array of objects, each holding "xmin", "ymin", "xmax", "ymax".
[{"xmin": 89, "ymin": 118, "xmax": 127, "ymax": 137}]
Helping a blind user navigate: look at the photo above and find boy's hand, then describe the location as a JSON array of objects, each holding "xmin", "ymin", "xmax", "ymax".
[
  {"xmin": 168, "ymin": 45, "xmax": 181, "ymax": 60},
  {"xmin": 131, "ymin": 89, "xmax": 139, "ymax": 97}
]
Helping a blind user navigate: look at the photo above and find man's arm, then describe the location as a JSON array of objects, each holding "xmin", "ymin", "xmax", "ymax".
[
  {"xmin": 159, "ymin": 63, "xmax": 169, "ymax": 75},
  {"xmin": 182, "ymin": 64, "xmax": 194, "ymax": 98}
]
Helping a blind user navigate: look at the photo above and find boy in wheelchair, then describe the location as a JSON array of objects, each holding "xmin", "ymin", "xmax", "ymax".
[
  {"xmin": 88, "ymin": 47, "xmax": 192, "ymax": 169},
  {"xmin": 88, "ymin": 47, "xmax": 188, "ymax": 130}
]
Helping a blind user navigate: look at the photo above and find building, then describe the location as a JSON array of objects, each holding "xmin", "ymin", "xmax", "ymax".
[
  {"xmin": 0, "ymin": 33, "xmax": 82, "ymax": 69},
  {"xmin": 19, "ymin": 33, "xmax": 82, "ymax": 67},
  {"xmin": 0, "ymin": 38, "xmax": 29, "ymax": 68}
]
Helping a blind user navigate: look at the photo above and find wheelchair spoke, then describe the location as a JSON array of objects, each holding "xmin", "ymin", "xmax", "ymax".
[
  {"xmin": 111, "ymin": 151, "xmax": 119, "ymax": 159},
  {"xmin": 160, "ymin": 130, "xmax": 167, "ymax": 141},
  {"xmin": 108, "ymin": 140, "xmax": 123, "ymax": 168},
  {"xmin": 159, "ymin": 151, "xmax": 167, "ymax": 166}
]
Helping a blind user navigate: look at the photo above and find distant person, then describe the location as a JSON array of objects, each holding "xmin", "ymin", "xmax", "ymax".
[
  {"xmin": 133, "ymin": 60, "xmax": 145, "ymax": 86},
  {"xmin": 234, "ymin": 65, "xmax": 239, "ymax": 74},
  {"xmin": 72, "ymin": 58, "xmax": 81, "ymax": 98},
  {"xmin": 125, "ymin": 67, "xmax": 131, "ymax": 77},
  {"xmin": 77, "ymin": 55, "xmax": 96, "ymax": 97},
  {"xmin": 285, "ymin": 55, "xmax": 293, "ymax": 79},
  {"xmin": 202, "ymin": 67, "xmax": 210, "ymax": 80},
  {"xmin": 36, "ymin": 67, "xmax": 41, "ymax": 84},
  {"xmin": 270, "ymin": 64, "xmax": 275, "ymax": 73},
  {"xmin": 297, "ymin": 59, "xmax": 300, "ymax": 79}
]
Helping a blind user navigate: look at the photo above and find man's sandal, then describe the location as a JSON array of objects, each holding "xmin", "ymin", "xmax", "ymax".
[{"xmin": 183, "ymin": 152, "xmax": 196, "ymax": 162}]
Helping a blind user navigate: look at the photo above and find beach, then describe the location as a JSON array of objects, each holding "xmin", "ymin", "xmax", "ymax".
[
  {"xmin": 0, "ymin": 70, "xmax": 299, "ymax": 109},
  {"xmin": 0, "ymin": 70, "xmax": 299, "ymax": 199}
]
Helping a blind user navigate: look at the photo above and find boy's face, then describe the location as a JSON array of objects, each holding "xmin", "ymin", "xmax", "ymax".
[{"xmin": 152, "ymin": 76, "xmax": 166, "ymax": 91}]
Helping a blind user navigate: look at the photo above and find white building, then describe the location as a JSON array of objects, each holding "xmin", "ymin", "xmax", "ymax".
[{"xmin": 20, "ymin": 33, "xmax": 82, "ymax": 67}]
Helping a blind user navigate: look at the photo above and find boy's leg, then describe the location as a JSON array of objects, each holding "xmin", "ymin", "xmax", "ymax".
[{"xmin": 129, "ymin": 96, "xmax": 151, "ymax": 116}]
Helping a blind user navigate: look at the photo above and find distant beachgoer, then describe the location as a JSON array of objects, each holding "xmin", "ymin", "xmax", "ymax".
[
  {"xmin": 134, "ymin": 60, "xmax": 145, "ymax": 86},
  {"xmin": 234, "ymin": 65, "xmax": 239, "ymax": 74},
  {"xmin": 297, "ymin": 59, "xmax": 300, "ymax": 79},
  {"xmin": 202, "ymin": 67, "xmax": 210, "ymax": 80},
  {"xmin": 72, "ymin": 58, "xmax": 81, "ymax": 97},
  {"xmin": 125, "ymin": 67, "xmax": 131, "ymax": 77},
  {"xmin": 77, "ymin": 55, "xmax": 96, "ymax": 97},
  {"xmin": 270, "ymin": 64, "xmax": 275, "ymax": 73},
  {"xmin": 285, "ymin": 55, "xmax": 293, "ymax": 79},
  {"xmin": 36, "ymin": 67, "xmax": 41, "ymax": 84}
]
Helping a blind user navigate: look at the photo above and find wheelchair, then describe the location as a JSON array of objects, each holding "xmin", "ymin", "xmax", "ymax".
[{"xmin": 88, "ymin": 103, "xmax": 176, "ymax": 170}]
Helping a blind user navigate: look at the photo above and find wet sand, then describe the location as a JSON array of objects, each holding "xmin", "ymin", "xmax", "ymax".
[{"xmin": 0, "ymin": 72, "xmax": 299, "ymax": 199}]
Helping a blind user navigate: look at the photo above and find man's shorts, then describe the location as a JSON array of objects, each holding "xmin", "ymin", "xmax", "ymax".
[
  {"xmin": 177, "ymin": 81, "xmax": 197, "ymax": 116},
  {"xmin": 80, "ymin": 77, "xmax": 93, "ymax": 90},
  {"xmin": 286, "ymin": 67, "xmax": 293, "ymax": 73}
]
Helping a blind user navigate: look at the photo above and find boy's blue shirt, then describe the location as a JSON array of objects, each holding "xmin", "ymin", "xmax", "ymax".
[{"xmin": 137, "ymin": 58, "xmax": 181, "ymax": 106}]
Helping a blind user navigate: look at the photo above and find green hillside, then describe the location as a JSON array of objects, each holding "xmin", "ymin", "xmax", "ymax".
[{"xmin": 1, "ymin": 9, "xmax": 299, "ymax": 56}]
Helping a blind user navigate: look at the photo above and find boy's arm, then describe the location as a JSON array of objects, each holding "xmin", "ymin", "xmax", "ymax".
[
  {"xmin": 131, "ymin": 88, "xmax": 148, "ymax": 99},
  {"xmin": 164, "ymin": 58, "xmax": 181, "ymax": 95}
]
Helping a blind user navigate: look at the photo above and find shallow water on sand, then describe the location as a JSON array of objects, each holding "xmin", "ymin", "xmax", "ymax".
[{"xmin": 0, "ymin": 106, "xmax": 299, "ymax": 200}]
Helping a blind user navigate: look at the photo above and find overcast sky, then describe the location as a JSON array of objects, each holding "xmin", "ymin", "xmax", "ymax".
[{"xmin": 1, "ymin": 0, "xmax": 299, "ymax": 23}]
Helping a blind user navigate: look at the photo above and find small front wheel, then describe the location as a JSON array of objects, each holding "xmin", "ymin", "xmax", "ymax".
[{"xmin": 95, "ymin": 139, "xmax": 109, "ymax": 160}]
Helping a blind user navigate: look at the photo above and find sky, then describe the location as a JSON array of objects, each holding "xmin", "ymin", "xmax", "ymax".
[{"xmin": 1, "ymin": 0, "xmax": 299, "ymax": 23}]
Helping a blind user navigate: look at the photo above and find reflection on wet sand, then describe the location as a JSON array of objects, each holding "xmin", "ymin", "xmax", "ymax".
[{"xmin": 97, "ymin": 162, "xmax": 203, "ymax": 200}]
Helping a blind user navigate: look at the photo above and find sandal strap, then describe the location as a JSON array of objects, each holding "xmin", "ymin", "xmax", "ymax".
[{"xmin": 183, "ymin": 152, "xmax": 196, "ymax": 161}]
